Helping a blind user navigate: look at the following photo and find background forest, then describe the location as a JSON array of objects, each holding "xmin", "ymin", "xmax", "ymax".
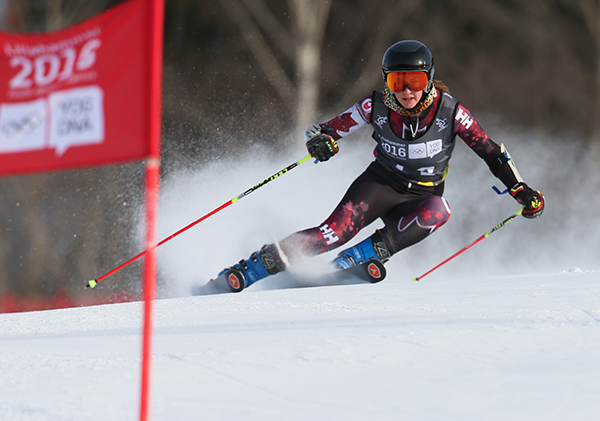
[{"xmin": 0, "ymin": 0, "xmax": 598, "ymax": 310}]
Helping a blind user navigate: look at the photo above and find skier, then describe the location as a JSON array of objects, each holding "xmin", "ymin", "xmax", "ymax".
[{"xmin": 210, "ymin": 40, "xmax": 544, "ymax": 292}]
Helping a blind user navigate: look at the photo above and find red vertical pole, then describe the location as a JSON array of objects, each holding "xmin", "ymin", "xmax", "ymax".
[
  {"xmin": 140, "ymin": 0, "xmax": 164, "ymax": 419},
  {"xmin": 140, "ymin": 159, "xmax": 159, "ymax": 421}
]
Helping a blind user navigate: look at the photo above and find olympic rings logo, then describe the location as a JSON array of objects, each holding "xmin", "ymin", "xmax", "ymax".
[{"xmin": 410, "ymin": 146, "xmax": 426, "ymax": 155}]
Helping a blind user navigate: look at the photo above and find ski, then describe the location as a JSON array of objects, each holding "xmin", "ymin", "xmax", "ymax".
[{"xmin": 191, "ymin": 259, "xmax": 386, "ymax": 296}]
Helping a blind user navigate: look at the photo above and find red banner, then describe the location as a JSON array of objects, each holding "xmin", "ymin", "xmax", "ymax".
[{"xmin": 0, "ymin": 0, "xmax": 153, "ymax": 175}]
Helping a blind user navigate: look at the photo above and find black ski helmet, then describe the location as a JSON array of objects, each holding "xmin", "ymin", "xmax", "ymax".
[{"xmin": 382, "ymin": 40, "xmax": 435, "ymax": 92}]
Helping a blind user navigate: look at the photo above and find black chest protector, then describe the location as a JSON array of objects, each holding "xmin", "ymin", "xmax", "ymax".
[{"xmin": 370, "ymin": 90, "xmax": 459, "ymax": 186}]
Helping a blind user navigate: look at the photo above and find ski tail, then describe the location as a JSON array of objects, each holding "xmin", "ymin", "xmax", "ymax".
[
  {"xmin": 347, "ymin": 259, "xmax": 386, "ymax": 283},
  {"xmin": 191, "ymin": 267, "xmax": 245, "ymax": 296},
  {"xmin": 303, "ymin": 258, "xmax": 387, "ymax": 286}
]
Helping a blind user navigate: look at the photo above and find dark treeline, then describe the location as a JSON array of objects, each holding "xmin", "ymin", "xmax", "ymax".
[
  {"xmin": 160, "ymin": 0, "xmax": 600, "ymax": 151},
  {"xmin": 0, "ymin": 0, "xmax": 597, "ymax": 303}
]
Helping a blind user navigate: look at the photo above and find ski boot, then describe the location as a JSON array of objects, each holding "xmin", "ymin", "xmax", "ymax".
[
  {"xmin": 332, "ymin": 230, "xmax": 391, "ymax": 270},
  {"xmin": 213, "ymin": 243, "xmax": 286, "ymax": 293}
]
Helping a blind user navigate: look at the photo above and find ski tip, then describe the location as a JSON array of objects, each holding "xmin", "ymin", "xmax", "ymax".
[
  {"xmin": 412, "ymin": 277, "xmax": 420, "ymax": 282},
  {"xmin": 86, "ymin": 280, "xmax": 98, "ymax": 289}
]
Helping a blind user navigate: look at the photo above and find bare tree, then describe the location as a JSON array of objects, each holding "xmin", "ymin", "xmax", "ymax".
[
  {"xmin": 289, "ymin": 0, "xmax": 333, "ymax": 131},
  {"xmin": 580, "ymin": 0, "xmax": 600, "ymax": 159},
  {"xmin": 216, "ymin": 0, "xmax": 434, "ymax": 137},
  {"xmin": 217, "ymin": 0, "xmax": 332, "ymax": 134},
  {"xmin": 331, "ymin": 0, "xmax": 424, "ymax": 109}
]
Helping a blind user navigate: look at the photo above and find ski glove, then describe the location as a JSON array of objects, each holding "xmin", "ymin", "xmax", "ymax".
[
  {"xmin": 510, "ymin": 182, "xmax": 544, "ymax": 219},
  {"xmin": 305, "ymin": 124, "xmax": 339, "ymax": 162}
]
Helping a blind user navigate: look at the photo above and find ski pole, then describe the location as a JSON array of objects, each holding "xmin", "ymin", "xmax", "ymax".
[
  {"xmin": 87, "ymin": 153, "xmax": 313, "ymax": 288},
  {"xmin": 412, "ymin": 207, "xmax": 524, "ymax": 281}
]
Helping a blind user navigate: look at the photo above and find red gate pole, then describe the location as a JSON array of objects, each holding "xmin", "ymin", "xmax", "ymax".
[
  {"xmin": 140, "ymin": 158, "xmax": 159, "ymax": 421},
  {"xmin": 140, "ymin": 0, "xmax": 164, "ymax": 419}
]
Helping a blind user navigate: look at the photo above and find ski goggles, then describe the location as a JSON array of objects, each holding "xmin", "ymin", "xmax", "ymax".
[{"xmin": 386, "ymin": 71, "xmax": 428, "ymax": 92}]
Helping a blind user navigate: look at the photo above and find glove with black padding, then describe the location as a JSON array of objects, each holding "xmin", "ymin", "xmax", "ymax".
[
  {"xmin": 305, "ymin": 124, "xmax": 339, "ymax": 162},
  {"xmin": 510, "ymin": 182, "xmax": 545, "ymax": 219}
]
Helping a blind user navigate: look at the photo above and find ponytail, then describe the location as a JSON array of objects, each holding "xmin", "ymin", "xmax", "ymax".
[{"xmin": 433, "ymin": 80, "xmax": 450, "ymax": 95}]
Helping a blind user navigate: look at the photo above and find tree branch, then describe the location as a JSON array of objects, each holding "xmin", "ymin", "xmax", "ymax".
[{"xmin": 218, "ymin": 0, "xmax": 296, "ymax": 110}]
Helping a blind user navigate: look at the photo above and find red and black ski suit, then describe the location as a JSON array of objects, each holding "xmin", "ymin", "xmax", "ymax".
[{"xmin": 278, "ymin": 88, "xmax": 520, "ymax": 260}]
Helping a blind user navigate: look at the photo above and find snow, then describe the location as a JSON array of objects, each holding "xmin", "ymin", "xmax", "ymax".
[
  {"xmin": 1, "ymin": 130, "xmax": 599, "ymax": 420},
  {"xmin": 2, "ymin": 269, "xmax": 600, "ymax": 420}
]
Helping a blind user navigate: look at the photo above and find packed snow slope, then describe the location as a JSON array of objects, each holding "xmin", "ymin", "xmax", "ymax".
[
  {"xmin": 1, "ymin": 269, "xmax": 599, "ymax": 420},
  {"xmin": 2, "ymin": 128, "xmax": 600, "ymax": 420}
]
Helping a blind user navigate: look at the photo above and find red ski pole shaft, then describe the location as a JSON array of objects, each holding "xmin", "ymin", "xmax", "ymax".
[
  {"xmin": 87, "ymin": 154, "xmax": 313, "ymax": 288},
  {"xmin": 412, "ymin": 207, "xmax": 523, "ymax": 281}
]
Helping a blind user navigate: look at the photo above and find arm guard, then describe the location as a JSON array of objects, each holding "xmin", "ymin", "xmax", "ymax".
[{"xmin": 485, "ymin": 144, "xmax": 523, "ymax": 189}]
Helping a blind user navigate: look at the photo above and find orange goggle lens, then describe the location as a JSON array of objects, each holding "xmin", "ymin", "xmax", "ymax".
[{"xmin": 386, "ymin": 72, "xmax": 428, "ymax": 92}]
